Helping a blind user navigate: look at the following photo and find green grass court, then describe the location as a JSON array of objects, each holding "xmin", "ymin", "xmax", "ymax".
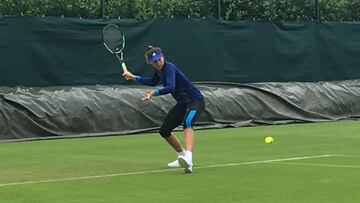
[{"xmin": 1, "ymin": 120, "xmax": 359, "ymax": 203}]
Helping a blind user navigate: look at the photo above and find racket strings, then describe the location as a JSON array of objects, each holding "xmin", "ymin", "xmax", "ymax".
[{"xmin": 103, "ymin": 25, "xmax": 125, "ymax": 54}]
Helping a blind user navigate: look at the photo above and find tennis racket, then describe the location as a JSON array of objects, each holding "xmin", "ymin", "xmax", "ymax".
[{"xmin": 102, "ymin": 24, "xmax": 128, "ymax": 73}]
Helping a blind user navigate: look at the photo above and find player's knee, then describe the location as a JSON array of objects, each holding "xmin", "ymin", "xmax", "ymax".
[
  {"xmin": 159, "ymin": 127, "xmax": 171, "ymax": 138},
  {"xmin": 183, "ymin": 109, "xmax": 197, "ymax": 129},
  {"xmin": 183, "ymin": 123, "xmax": 193, "ymax": 130}
]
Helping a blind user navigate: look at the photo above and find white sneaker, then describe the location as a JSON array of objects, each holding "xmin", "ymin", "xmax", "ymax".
[
  {"xmin": 178, "ymin": 155, "xmax": 193, "ymax": 173},
  {"xmin": 167, "ymin": 159, "xmax": 180, "ymax": 168}
]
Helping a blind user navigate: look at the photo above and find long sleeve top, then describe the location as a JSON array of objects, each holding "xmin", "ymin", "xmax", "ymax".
[{"xmin": 137, "ymin": 60, "xmax": 203, "ymax": 103}]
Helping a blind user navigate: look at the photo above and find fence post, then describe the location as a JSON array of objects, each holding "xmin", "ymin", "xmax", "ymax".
[
  {"xmin": 315, "ymin": 0, "xmax": 320, "ymax": 20},
  {"xmin": 100, "ymin": 0, "xmax": 105, "ymax": 18},
  {"xmin": 217, "ymin": 0, "xmax": 222, "ymax": 19}
]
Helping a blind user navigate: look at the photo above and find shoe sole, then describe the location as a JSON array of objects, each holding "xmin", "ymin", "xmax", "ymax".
[
  {"xmin": 178, "ymin": 157, "xmax": 192, "ymax": 173},
  {"xmin": 167, "ymin": 164, "xmax": 181, "ymax": 168}
]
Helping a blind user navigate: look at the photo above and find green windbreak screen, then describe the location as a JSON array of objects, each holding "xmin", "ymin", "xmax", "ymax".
[{"xmin": 0, "ymin": 17, "xmax": 359, "ymax": 87}]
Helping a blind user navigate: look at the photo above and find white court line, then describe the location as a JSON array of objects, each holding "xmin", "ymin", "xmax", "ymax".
[
  {"xmin": 332, "ymin": 155, "xmax": 360, "ymax": 159},
  {"xmin": 273, "ymin": 162, "xmax": 360, "ymax": 169},
  {"xmin": 195, "ymin": 154, "xmax": 333, "ymax": 169},
  {"xmin": 0, "ymin": 154, "xmax": 332, "ymax": 188}
]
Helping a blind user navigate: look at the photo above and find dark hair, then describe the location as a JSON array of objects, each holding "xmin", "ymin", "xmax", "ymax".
[{"xmin": 145, "ymin": 45, "xmax": 162, "ymax": 64}]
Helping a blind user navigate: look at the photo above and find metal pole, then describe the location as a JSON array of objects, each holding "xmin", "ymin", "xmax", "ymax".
[
  {"xmin": 315, "ymin": 0, "xmax": 320, "ymax": 20},
  {"xmin": 217, "ymin": 0, "xmax": 221, "ymax": 19},
  {"xmin": 100, "ymin": 0, "xmax": 105, "ymax": 18}
]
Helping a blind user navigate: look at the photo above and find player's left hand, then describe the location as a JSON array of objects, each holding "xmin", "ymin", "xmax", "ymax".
[{"xmin": 142, "ymin": 90, "xmax": 154, "ymax": 101}]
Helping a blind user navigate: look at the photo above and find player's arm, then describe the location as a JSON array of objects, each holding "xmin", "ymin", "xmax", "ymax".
[
  {"xmin": 122, "ymin": 71, "xmax": 136, "ymax": 80},
  {"xmin": 143, "ymin": 67, "xmax": 175, "ymax": 100},
  {"xmin": 156, "ymin": 67, "xmax": 175, "ymax": 95},
  {"xmin": 122, "ymin": 71, "xmax": 160, "ymax": 86},
  {"xmin": 136, "ymin": 72, "xmax": 160, "ymax": 86}
]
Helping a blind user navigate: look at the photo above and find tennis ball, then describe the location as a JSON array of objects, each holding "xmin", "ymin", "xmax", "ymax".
[{"xmin": 265, "ymin": 136, "xmax": 274, "ymax": 144}]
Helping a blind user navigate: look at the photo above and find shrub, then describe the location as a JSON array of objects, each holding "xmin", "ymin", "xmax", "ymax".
[{"xmin": 0, "ymin": 0, "xmax": 358, "ymax": 21}]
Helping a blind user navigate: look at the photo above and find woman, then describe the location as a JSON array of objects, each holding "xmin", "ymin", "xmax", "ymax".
[{"xmin": 122, "ymin": 46, "xmax": 205, "ymax": 173}]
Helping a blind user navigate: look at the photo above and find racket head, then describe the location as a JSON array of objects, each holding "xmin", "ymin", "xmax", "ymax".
[{"xmin": 102, "ymin": 24, "xmax": 125, "ymax": 54}]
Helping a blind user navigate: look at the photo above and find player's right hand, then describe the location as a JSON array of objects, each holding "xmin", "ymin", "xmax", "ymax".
[{"xmin": 122, "ymin": 71, "xmax": 135, "ymax": 80}]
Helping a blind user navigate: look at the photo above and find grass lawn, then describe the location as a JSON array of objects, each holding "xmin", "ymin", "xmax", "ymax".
[{"xmin": 0, "ymin": 120, "xmax": 359, "ymax": 203}]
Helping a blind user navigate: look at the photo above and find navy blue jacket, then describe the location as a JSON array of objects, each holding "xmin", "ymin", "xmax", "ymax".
[{"xmin": 138, "ymin": 61, "xmax": 203, "ymax": 103}]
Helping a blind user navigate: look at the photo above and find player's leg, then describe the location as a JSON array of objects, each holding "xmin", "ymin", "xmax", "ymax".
[
  {"xmin": 178, "ymin": 99, "xmax": 206, "ymax": 173},
  {"xmin": 165, "ymin": 134, "xmax": 184, "ymax": 168},
  {"xmin": 184, "ymin": 128, "xmax": 195, "ymax": 152},
  {"xmin": 159, "ymin": 103, "xmax": 186, "ymax": 167},
  {"xmin": 183, "ymin": 99, "xmax": 205, "ymax": 151},
  {"xmin": 160, "ymin": 103, "xmax": 186, "ymax": 151},
  {"xmin": 163, "ymin": 133, "xmax": 182, "ymax": 152}
]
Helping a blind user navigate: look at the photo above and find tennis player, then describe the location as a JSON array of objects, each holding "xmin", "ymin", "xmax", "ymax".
[{"xmin": 122, "ymin": 46, "xmax": 205, "ymax": 173}]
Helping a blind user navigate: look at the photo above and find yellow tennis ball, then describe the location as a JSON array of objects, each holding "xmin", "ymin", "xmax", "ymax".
[{"xmin": 265, "ymin": 136, "xmax": 274, "ymax": 144}]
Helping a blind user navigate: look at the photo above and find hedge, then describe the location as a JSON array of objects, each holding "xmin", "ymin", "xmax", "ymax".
[{"xmin": 0, "ymin": 0, "xmax": 359, "ymax": 21}]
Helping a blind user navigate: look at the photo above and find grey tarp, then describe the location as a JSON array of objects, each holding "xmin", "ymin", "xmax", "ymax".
[{"xmin": 1, "ymin": 80, "xmax": 360, "ymax": 141}]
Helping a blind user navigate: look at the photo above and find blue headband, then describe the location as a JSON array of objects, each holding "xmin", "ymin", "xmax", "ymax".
[{"xmin": 148, "ymin": 50, "xmax": 163, "ymax": 63}]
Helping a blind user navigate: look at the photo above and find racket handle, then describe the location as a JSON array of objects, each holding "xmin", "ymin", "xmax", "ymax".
[{"xmin": 121, "ymin": 62, "xmax": 128, "ymax": 72}]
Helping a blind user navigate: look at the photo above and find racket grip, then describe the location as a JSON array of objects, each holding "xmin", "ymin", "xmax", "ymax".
[{"xmin": 121, "ymin": 62, "xmax": 128, "ymax": 72}]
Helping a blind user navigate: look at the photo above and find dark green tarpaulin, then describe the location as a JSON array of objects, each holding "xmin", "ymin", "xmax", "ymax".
[
  {"xmin": 0, "ymin": 17, "xmax": 360, "ymax": 87},
  {"xmin": 1, "ymin": 80, "xmax": 359, "ymax": 141}
]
